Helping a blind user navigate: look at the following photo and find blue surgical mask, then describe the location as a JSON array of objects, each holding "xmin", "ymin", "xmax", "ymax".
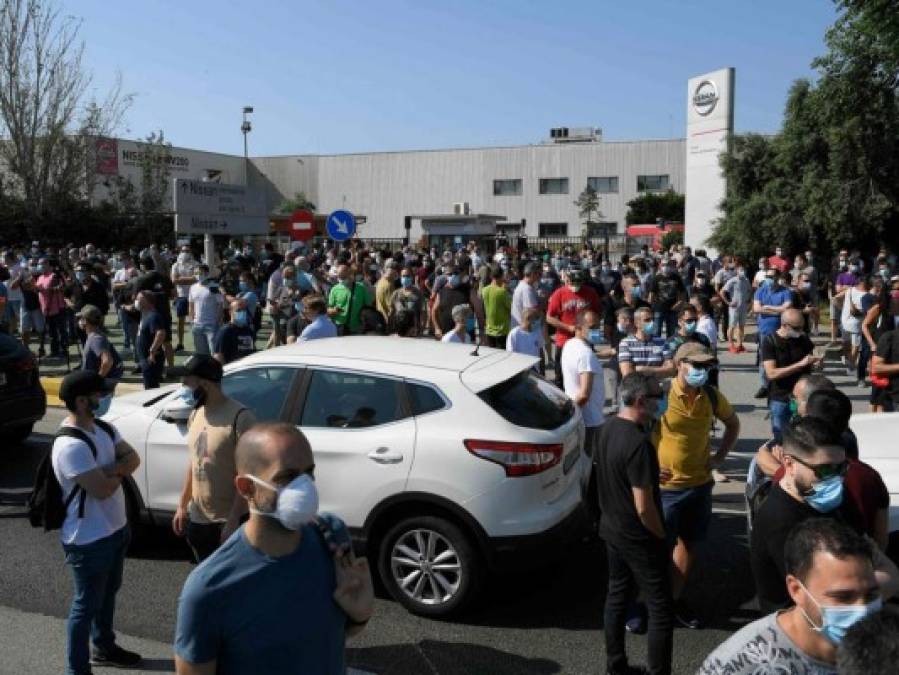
[
  {"xmin": 798, "ymin": 579, "xmax": 882, "ymax": 645},
  {"xmin": 401, "ymin": 276, "xmax": 413, "ymax": 288},
  {"xmin": 616, "ymin": 323, "xmax": 628, "ymax": 334},
  {"xmin": 465, "ymin": 316, "xmax": 476, "ymax": 332},
  {"xmin": 234, "ymin": 310, "xmax": 249, "ymax": 327},
  {"xmin": 763, "ymin": 277, "xmax": 775, "ymax": 287},
  {"xmin": 685, "ymin": 366, "xmax": 709, "ymax": 387},
  {"xmin": 75, "ymin": 271, "xmax": 87, "ymax": 282},
  {"xmin": 294, "ymin": 301, "xmax": 303, "ymax": 313},
  {"xmin": 805, "ymin": 475, "xmax": 844, "ymax": 513},
  {"xmin": 642, "ymin": 321, "xmax": 655, "ymax": 335},
  {"xmin": 238, "ymin": 281, "xmax": 250, "ymax": 293},
  {"xmin": 450, "ymin": 274, "xmax": 461, "ymax": 287},
  {"xmin": 586, "ymin": 328, "xmax": 603, "ymax": 345},
  {"xmin": 684, "ymin": 320, "xmax": 697, "ymax": 334},
  {"xmin": 630, "ymin": 286, "xmax": 642, "ymax": 299}
]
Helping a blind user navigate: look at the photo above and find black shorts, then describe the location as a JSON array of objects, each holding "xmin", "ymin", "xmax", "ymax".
[
  {"xmin": 661, "ymin": 481, "xmax": 713, "ymax": 545},
  {"xmin": 174, "ymin": 297, "xmax": 189, "ymax": 318}
]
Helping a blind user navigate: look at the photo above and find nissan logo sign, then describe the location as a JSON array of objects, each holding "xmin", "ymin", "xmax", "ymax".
[{"xmin": 692, "ymin": 79, "xmax": 719, "ymax": 116}]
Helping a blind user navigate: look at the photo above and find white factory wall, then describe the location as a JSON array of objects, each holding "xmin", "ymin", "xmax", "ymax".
[{"xmin": 252, "ymin": 139, "xmax": 686, "ymax": 240}]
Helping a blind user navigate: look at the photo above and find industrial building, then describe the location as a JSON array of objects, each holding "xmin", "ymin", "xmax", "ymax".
[{"xmin": 92, "ymin": 130, "xmax": 687, "ymax": 245}]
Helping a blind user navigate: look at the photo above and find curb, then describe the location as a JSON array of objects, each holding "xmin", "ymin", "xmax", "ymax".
[{"xmin": 40, "ymin": 377, "xmax": 145, "ymax": 408}]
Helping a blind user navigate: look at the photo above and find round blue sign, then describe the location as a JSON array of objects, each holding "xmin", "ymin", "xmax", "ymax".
[{"xmin": 326, "ymin": 209, "xmax": 356, "ymax": 241}]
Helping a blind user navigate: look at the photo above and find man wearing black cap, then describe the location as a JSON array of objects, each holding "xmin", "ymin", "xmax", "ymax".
[
  {"xmin": 131, "ymin": 256, "xmax": 175, "ymax": 369},
  {"xmin": 171, "ymin": 355, "xmax": 256, "ymax": 563},
  {"xmin": 52, "ymin": 370, "xmax": 142, "ymax": 673}
]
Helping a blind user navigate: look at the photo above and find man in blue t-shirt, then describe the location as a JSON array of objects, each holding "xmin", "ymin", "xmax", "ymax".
[
  {"xmin": 752, "ymin": 269, "xmax": 794, "ymax": 399},
  {"xmin": 174, "ymin": 422, "xmax": 374, "ymax": 675}
]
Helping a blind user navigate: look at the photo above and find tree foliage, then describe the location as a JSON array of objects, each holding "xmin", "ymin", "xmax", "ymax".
[
  {"xmin": 625, "ymin": 191, "xmax": 685, "ymax": 225},
  {"xmin": 574, "ymin": 185, "xmax": 602, "ymax": 238},
  {"xmin": 0, "ymin": 0, "xmax": 131, "ymax": 220},
  {"xmin": 277, "ymin": 191, "xmax": 316, "ymax": 214},
  {"xmin": 710, "ymin": 1, "xmax": 899, "ymax": 260}
]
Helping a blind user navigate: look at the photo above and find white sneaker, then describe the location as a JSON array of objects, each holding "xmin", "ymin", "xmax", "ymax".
[{"xmin": 712, "ymin": 469, "xmax": 730, "ymax": 483}]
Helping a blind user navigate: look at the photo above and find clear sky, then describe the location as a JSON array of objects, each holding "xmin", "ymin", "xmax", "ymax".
[{"xmin": 73, "ymin": 0, "xmax": 839, "ymax": 157}]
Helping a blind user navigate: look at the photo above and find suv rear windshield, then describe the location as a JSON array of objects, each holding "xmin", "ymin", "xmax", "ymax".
[{"xmin": 478, "ymin": 371, "xmax": 574, "ymax": 430}]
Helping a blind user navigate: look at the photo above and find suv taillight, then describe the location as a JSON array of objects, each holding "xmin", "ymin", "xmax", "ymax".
[{"xmin": 464, "ymin": 439, "xmax": 563, "ymax": 477}]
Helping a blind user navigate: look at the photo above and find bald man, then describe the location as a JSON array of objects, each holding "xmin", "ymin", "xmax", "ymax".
[
  {"xmin": 174, "ymin": 422, "xmax": 374, "ymax": 675},
  {"xmin": 761, "ymin": 308, "xmax": 823, "ymax": 442}
]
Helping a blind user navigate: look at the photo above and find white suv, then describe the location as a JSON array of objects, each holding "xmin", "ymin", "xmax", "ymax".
[{"xmin": 104, "ymin": 337, "xmax": 587, "ymax": 616}]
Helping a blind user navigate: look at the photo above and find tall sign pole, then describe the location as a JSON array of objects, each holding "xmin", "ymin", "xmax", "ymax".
[{"xmin": 685, "ymin": 68, "xmax": 734, "ymax": 257}]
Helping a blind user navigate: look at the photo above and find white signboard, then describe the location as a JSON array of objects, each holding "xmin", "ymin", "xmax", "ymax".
[
  {"xmin": 174, "ymin": 214, "xmax": 270, "ymax": 235},
  {"xmin": 173, "ymin": 179, "xmax": 266, "ymax": 217},
  {"xmin": 684, "ymin": 67, "xmax": 735, "ymax": 256},
  {"xmin": 173, "ymin": 179, "xmax": 268, "ymax": 234}
]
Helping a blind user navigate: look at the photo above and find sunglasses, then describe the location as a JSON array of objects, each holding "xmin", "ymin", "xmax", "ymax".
[{"xmin": 786, "ymin": 454, "xmax": 848, "ymax": 480}]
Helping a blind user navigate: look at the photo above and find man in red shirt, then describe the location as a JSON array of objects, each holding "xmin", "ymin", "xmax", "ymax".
[
  {"xmin": 546, "ymin": 269, "xmax": 601, "ymax": 388},
  {"xmin": 767, "ymin": 247, "xmax": 790, "ymax": 274}
]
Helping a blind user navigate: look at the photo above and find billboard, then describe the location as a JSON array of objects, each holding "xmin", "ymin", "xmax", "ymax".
[{"xmin": 95, "ymin": 137, "xmax": 118, "ymax": 175}]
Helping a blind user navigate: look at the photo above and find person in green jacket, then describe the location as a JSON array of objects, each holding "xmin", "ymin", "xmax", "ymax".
[
  {"xmin": 480, "ymin": 267, "xmax": 512, "ymax": 348},
  {"xmin": 327, "ymin": 264, "xmax": 372, "ymax": 335}
]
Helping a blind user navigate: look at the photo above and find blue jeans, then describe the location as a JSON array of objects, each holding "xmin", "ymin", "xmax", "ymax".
[
  {"xmin": 769, "ymin": 399, "xmax": 792, "ymax": 442},
  {"xmin": 191, "ymin": 326, "xmax": 217, "ymax": 355},
  {"xmin": 653, "ymin": 310, "xmax": 677, "ymax": 339},
  {"xmin": 62, "ymin": 526, "xmax": 130, "ymax": 675},
  {"xmin": 118, "ymin": 307, "xmax": 136, "ymax": 350}
]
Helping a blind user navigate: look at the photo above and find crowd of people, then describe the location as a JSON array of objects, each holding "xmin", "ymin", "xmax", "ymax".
[{"xmin": 7, "ymin": 235, "xmax": 898, "ymax": 675}]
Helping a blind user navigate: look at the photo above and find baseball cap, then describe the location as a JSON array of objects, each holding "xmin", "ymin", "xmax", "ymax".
[
  {"xmin": 75, "ymin": 304, "xmax": 103, "ymax": 326},
  {"xmin": 168, "ymin": 354, "xmax": 223, "ymax": 382},
  {"xmin": 567, "ymin": 269, "xmax": 586, "ymax": 283},
  {"xmin": 674, "ymin": 342, "xmax": 718, "ymax": 366},
  {"xmin": 59, "ymin": 370, "xmax": 113, "ymax": 404}
]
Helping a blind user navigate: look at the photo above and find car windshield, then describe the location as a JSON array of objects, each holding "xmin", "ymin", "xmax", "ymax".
[{"xmin": 478, "ymin": 370, "xmax": 574, "ymax": 431}]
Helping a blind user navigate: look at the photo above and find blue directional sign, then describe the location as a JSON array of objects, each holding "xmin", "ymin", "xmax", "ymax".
[{"xmin": 326, "ymin": 209, "xmax": 356, "ymax": 241}]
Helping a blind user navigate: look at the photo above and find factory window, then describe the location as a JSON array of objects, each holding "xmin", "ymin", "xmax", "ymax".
[
  {"xmin": 493, "ymin": 179, "xmax": 522, "ymax": 196},
  {"xmin": 539, "ymin": 223, "xmax": 568, "ymax": 237},
  {"xmin": 586, "ymin": 222, "xmax": 618, "ymax": 237},
  {"xmin": 538, "ymin": 178, "xmax": 569, "ymax": 195},
  {"xmin": 587, "ymin": 176, "xmax": 619, "ymax": 194},
  {"xmin": 637, "ymin": 174, "xmax": 670, "ymax": 192}
]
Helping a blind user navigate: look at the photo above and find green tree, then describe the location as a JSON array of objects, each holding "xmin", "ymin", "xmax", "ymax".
[
  {"xmin": 278, "ymin": 191, "xmax": 316, "ymax": 213},
  {"xmin": 574, "ymin": 185, "xmax": 602, "ymax": 239},
  {"xmin": 661, "ymin": 230, "xmax": 684, "ymax": 251},
  {"xmin": 625, "ymin": 191, "xmax": 685, "ymax": 226},
  {"xmin": 709, "ymin": 2, "xmax": 899, "ymax": 259}
]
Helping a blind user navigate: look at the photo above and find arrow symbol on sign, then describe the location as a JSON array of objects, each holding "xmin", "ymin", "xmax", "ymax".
[{"xmin": 332, "ymin": 216, "xmax": 349, "ymax": 234}]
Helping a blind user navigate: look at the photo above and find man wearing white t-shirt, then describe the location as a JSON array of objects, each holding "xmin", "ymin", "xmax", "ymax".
[
  {"xmin": 171, "ymin": 247, "xmax": 199, "ymax": 352},
  {"xmin": 561, "ymin": 310, "xmax": 606, "ymax": 457},
  {"xmin": 188, "ymin": 264, "xmax": 225, "ymax": 355},
  {"xmin": 51, "ymin": 371, "xmax": 142, "ymax": 673}
]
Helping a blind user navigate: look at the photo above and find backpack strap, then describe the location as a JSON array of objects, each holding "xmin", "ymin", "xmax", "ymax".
[
  {"xmin": 55, "ymin": 427, "xmax": 99, "ymax": 519},
  {"xmin": 702, "ymin": 384, "xmax": 719, "ymax": 417}
]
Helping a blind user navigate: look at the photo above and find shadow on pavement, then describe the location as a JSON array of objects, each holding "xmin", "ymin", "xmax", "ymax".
[
  {"xmin": 136, "ymin": 658, "xmax": 176, "ymax": 672},
  {"xmin": 349, "ymin": 640, "xmax": 562, "ymax": 675}
]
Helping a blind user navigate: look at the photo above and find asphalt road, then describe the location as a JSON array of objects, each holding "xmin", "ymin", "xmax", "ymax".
[{"xmin": 0, "ymin": 339, "xmax": 871, "ymax": 674}]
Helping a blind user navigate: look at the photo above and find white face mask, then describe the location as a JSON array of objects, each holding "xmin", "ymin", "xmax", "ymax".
[{"xmin": 245, "ymin": 473, "xmax": 318, "ymax": 531}]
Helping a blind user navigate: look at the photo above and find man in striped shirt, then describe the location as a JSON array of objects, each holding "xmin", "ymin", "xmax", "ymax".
[{"xmin": 618, "ymin": 306, "xmax": 676, "ymax": 379}]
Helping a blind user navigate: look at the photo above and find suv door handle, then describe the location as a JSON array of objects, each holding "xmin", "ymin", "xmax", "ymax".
[{"xmin": 367, "ymin": 447, "xmax": 403, "ymax": 464}]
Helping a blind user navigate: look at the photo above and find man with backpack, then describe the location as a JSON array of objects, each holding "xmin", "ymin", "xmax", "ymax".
[
  {"xmin": 654, "ymin": 342, "xmax": 740, "ymax": 630},
  {"xmin": 47, "ymin": 370, "xmax": 142, "ymax": 674},
  {"xmin": 170, "ymin": 355, "xmax": 257, "ymax": 563}
]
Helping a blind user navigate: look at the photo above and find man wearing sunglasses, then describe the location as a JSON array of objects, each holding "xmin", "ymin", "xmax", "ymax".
[{"xmin": 750, "ymin": 417, "xmax": 899, "ymax": 613}]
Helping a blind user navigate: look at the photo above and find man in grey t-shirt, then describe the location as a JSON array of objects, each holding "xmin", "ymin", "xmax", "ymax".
[
  {"xmin": 699, "ymin": 519, "xmax": 885, "ymax": 675},
  {"xmin": 721, "ymin": 269, "xmax": 752, "ymax": 353}
]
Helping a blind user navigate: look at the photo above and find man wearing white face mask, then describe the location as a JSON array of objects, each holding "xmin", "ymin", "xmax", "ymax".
[
  {"xmin": 171, "ymin": 355, "xmax": 256, "ymax": 563},
  {"xmin": 702, "ymin": 518, "xmax": 886, "ymax": 674},
  {"xmin": 174, "ymin": 422, "xmax": 374, "ymax": 675}
]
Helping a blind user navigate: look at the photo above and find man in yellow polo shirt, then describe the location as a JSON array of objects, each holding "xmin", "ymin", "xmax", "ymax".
[{"xmin": 654, "ymin": 342, "xmax": 740, "ymax": 630}]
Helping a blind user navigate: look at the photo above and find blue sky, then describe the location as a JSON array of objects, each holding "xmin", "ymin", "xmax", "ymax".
[{"xmin": 74, "ymin": 0, "xmax": 838, "ymax": 157}]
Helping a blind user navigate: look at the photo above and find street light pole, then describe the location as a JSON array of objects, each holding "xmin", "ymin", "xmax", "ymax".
[{"xmin": 241, "ymin": 106, "xmax": 253, "ymax": 186}]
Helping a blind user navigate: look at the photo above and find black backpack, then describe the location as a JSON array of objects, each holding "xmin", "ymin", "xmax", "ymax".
[{"xmin": 27, "ymin": 419, "xmax": 115, "ymax": 531}]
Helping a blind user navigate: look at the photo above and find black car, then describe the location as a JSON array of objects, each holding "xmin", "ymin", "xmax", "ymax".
[{"xmin": 0, "ymin": 331, "xmax": 46, "ymax": 442}]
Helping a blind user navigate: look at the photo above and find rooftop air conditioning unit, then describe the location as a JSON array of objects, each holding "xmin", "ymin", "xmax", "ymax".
[{"xmin": 453, "ymin": 202, "xmax": 471, "ymax": 215}]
